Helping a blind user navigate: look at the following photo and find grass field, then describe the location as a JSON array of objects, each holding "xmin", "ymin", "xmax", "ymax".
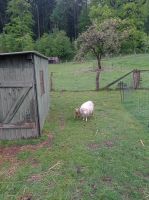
[
  {"xmin": 50, "ymin": 54, "xmax": 149, "ymax": 91},
  {"xmin": 0, "ymin": 54, "xmax": 149, "ymax": 200}
]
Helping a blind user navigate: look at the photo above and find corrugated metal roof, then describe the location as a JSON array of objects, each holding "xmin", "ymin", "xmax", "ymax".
[{"xmin": 0, "ymin": 51, "xmax": 48, "ymax": 60}]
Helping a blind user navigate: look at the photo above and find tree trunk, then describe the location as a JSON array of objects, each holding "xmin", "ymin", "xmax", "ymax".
[
  {"xmin": 96, "ymin": 55, "xmax": 101, "ymax": 91},
  {"xmin": 96, "ymin": 70, "xmax": 100, "ymax": 91},
  {"xmin": 36, "ymin": 4, "xmax": 41, "ymax": 39}
]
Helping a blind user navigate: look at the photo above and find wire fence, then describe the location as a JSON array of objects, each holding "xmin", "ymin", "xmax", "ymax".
[
  {"xmin": 122, "ymin": 89, "xmax": 149, "ymax": 127},
  {"xmin": 50, "ymin": 69, "xmax": 149, "ymax": 92},
  {"xmin": 50, "ymin": 69, "xmax": 149, "ymax": 127},
  {"xmin": 50, "ymin": 71, "xmax": 97, "ymax": 91},
  {"xmin": 115, "ymin": 70, "xmax": 149, "ymax": 127}
]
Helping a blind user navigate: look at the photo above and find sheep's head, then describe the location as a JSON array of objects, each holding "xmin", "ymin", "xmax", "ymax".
[{"xmin": 74, "ymin": 108, "xmax": 81, "ymax": 118}]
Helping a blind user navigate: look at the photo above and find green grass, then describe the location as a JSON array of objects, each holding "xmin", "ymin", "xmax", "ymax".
[
  {"xmin": 0, "ymin": 54, "xmax": 149, "ymax": 200},
  {"xmin": 124, "ymin": 89, "xmax": 149, "ymax": 126},
  {"xmin": 49, "ymin": 54, "xmax": 149, "ymax": 90}
]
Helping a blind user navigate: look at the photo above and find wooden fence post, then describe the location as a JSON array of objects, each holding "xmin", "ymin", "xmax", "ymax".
[
  {"xmin": 50, "ymin": 72, "xmax": 54, "ymax": 91},
  {"xmin": 133, "ymin": 69, "xmax": 140, "ymax": 89}
]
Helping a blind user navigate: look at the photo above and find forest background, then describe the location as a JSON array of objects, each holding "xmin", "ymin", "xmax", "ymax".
[{"xmin": 0, "ymin": 0, "xmax": 149, "ymax": 60}]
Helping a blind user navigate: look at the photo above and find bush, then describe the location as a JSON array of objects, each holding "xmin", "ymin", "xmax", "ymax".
[{"xmin": 36, "ymin": 30, "xmax": 74, "ymax": 60}]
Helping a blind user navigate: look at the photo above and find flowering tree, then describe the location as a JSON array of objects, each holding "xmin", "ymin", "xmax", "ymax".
[{"xmin": 75, "ymin": 18, "xmax": 127, "ymax": 91}]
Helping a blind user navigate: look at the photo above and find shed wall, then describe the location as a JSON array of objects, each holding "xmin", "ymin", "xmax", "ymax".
[
  {"xmin": 0, "ymin": 54, "xmax": 39, "ymax": 140},
  {"xmin": 34, "ymin": 54, "xmax": 50, "ymax": 130}
]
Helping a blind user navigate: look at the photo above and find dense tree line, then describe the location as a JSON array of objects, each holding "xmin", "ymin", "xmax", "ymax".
[
  {"xmin": 0, "ymin": 0, "xmax": 89, "ymax": 39},
  {"xmin": 0, "ymin": 0, "xmax": 149, "ymax": 59}
]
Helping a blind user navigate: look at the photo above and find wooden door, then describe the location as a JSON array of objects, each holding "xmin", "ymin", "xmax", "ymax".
[{"xmin": 0, "ymin": 81, "xmax": 37, "ymax": 130}]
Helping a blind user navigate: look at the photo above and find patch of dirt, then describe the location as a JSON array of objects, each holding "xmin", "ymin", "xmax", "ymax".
[
  {"xmin": 0, "ymin": 146, "xmax": 21, "ymax": 157},
  {"xmin": 18, "ymin": 193, "xmax": 33, "ymax": 200},
  {"xmin": 0, "ymin": 146, "xmax": 21, "ymax": 168},
  {"xmin": 87, "ymin": 140, "xmax": 115, "ymax": 150},
  {"xmin": 87, "ymin": 143, "xmax": 102, "ymax": 150},
  {"xmin": 0, "ymin": 134, "xmax": 53, "ymax": 166},
  {"xmin": 6, "ymin": 162, "xmax": 20, "ymax": 177},
  {"xmin": 27, "ymin": 174, "xmax": 43, "ymax": 183},
  {"xmin": 103, "ymin": 141, "xmax": 114, "ymax": 148}
]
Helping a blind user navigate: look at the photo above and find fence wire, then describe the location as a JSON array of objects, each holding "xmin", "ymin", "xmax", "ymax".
[
  {"xmin": 122, "ymin": 88, "xmax": 149, "ymax": 127},
  {"xmin": 50, "ymin": 70, "xmax": 149, "ymax": 91},
  {"xmin": 50, "ymin": 71, "xmax": 97, "ymax": 91},
  {"xmin": 114, "ymin": 71, "xmax": 149, "ymax": 127}
]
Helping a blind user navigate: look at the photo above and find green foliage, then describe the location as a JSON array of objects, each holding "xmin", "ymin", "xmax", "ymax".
[
  {"xmin": 89, "ymin": 0, "xmax": 149, "ymax": 54},
  {"xmin": 141, "ymin": 35, "xmax": 149, "ymax": 53},
  {"xmin": 120, "ymin": 27, "xmax": 148, "ymax": 54},
  {"xmin": 51, "ymin": 0, "xmax": 68, "ymax": 31},
  {"xmin": 75, "ymin": 19, "xmax": 127, "ymax": 67},
  {"xmin": 36, "ymin": 30, "xmax": 74, "ymax": 60},
  {"xmin": 89, "ymin": 0, "xmax": 147, "ymax": 29},
  {"xmin": 0, "ymin": 34, "xmax": 6, "ymax": 52},
  {"xmin": 35, "ymin": 33, "xmax": 51, "ymax": 56},
  {"xmin": 51, "ymin": 0, "xmax": 90, "ymax": 39},
  {"xmin": 118, "ymin": 2, "xmax": 144, "ymax": 29},
  {"xmin": 89, "ymin": 4, "xmax": 114, "ymax": 23},
  {"xmin": 0, "ymin": 0, "xmax": 8, "ymax": 33},
  {"xmin": 0, "ymin": 0, "xmax": 34, "ymax": 52},
  {"xmin": 144, "ymin": 1, "xmax": 149, "ymax": 34},
  {"xmin": 78, "ymin": 7, "xmax": 91, "ymax": 33}
]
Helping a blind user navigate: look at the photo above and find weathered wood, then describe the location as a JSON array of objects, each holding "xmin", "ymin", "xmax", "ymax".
[
  {"xmin": 3, "ymin": 87, "xmax": 32, "ymax": 124},
  {"xmin": 0, "ymin": 129, "xmax": 38, "ymax": 140},
  {"xmin": 0, "ymin": 52, "xmax": 49, "ymax": 140},
  {"xmin": 0, "ymin": 81, "xmax": 33, "ymax": 88},
  {"xmin": 34, "ymin": 55, "xmax": 50, "ymax": 131},
  {"xmin": 133, "ymin": 70, "xmax": 141, "ymax": 89},
  {"xmin": 139, "ymin": 70, "xmax": 149, "ymax": 72},
  {"xmin": 50, "ymin": 72, "xmax": 54, "ymax": 91},
  {"xmin": 0, "ymin": 122, "xmax": 36, "ymax": 129},
  {"xmin": 103, "ymin": 70, "xmax": 134, "ymax": 89}
]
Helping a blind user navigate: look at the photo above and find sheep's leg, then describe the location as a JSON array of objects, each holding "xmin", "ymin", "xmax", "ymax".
[{"xmin": 86, "ymin": 117, "xmax": 87, "ymax": 122}]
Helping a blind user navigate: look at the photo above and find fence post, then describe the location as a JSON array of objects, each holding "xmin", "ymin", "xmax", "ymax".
[
  {"xmin": 133, "ymin": 69, "xmax": 140, "ymax": 89},
  {"xmin": 50, "ymin": 72, "xmax": 54, "ymax": 91},
  {"xmin": 119, "ymin": 81, "xmax": 124, "ymax": 103}
]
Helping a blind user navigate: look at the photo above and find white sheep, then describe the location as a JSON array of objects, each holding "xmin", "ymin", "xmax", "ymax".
[{"xmin": 75, "ymin": 101, "xmax": 94, "ymax": 121}]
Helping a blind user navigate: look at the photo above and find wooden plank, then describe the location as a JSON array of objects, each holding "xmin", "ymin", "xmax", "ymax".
[
  {"xmin": 0, "ymin": 81, "xmax": 33, "ymax": 88},
  {"xmin": 103, "ymin": 70, "xmax": 134, "ymax": 89},
  {"xmin": 34, "ymin": 55, "xmax": 49, "ymax": 131},
  {"xmin": 139, "ymin": 69, "xmax": 149, "ymax": 72},
  {"xmin": 0, "ymin": 122, "xmax": 36, "ymax": 129},
  {"xmin": 0, "ymin": 128, "xmax": 38, "ymax": 140},
  {"xmin": 3, "ymin": 87, "xmax": 32, "ymax": 124}
]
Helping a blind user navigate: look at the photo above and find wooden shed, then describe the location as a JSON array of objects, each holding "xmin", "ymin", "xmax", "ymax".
[
  {"xmin": 48, "ymin": 57, "xmax": 60, "ymax": 64},
  {"xmin": 0, "ymin": 51, "xmax": 50, "ymax": 140}
]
